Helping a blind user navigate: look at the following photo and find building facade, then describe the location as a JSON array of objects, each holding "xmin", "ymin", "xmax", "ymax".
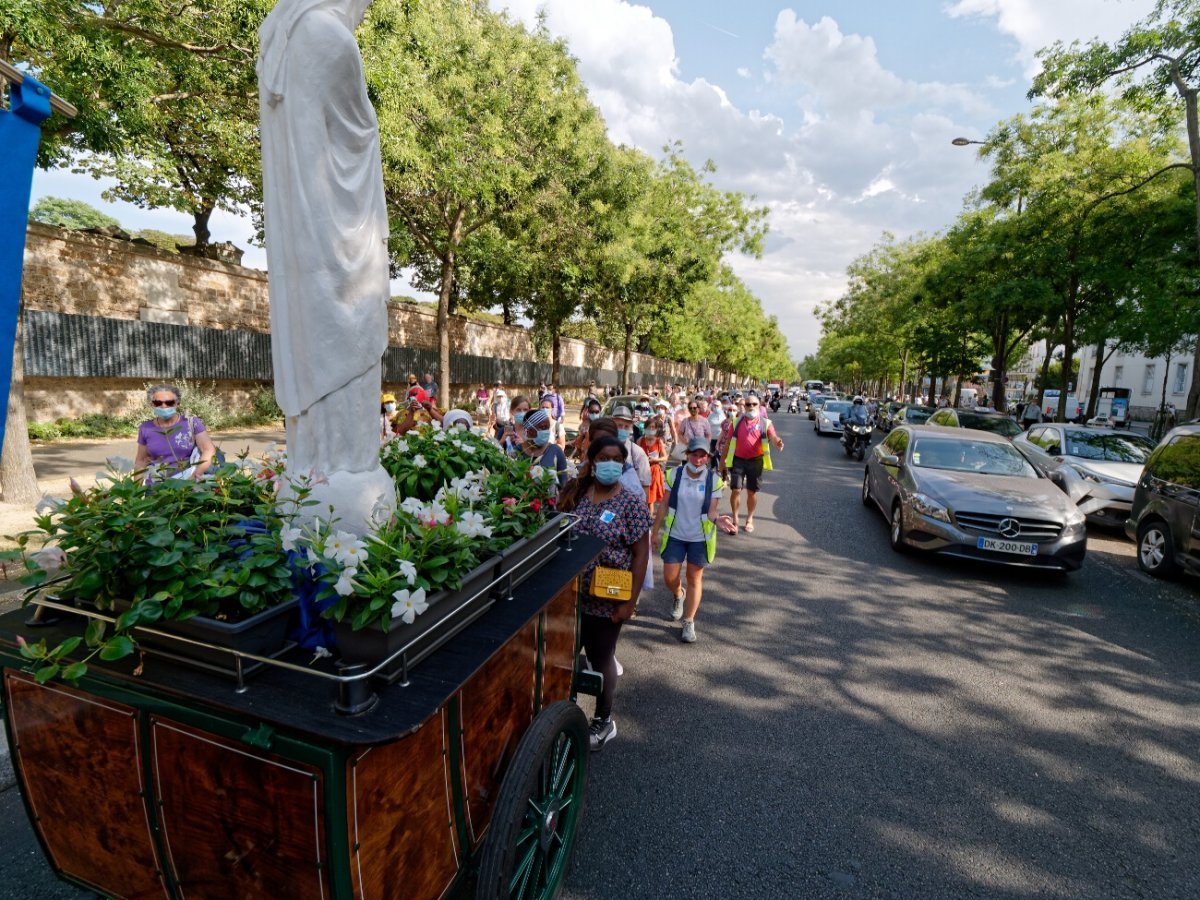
[{"xmin": 1077, "ymin": 344, "xmax": 1192, "ymax": 420}]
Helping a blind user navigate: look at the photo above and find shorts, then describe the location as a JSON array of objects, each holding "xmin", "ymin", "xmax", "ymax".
[
  {"xmin": 661, "ymin": 536, "xmax": 708, "ymax": 568},
  {"xmin": 728, "ymin": 455, "xmax": 764, "ymax": 492}
]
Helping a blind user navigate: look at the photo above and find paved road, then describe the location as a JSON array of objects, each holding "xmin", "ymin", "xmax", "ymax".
[
  {"xmin": 561, "ymin": 413, "xmax": 1200, "ymax": 899},
  {"xmin": 3, "ymin": 414, "xmax": 1199, "ymax": 898}
]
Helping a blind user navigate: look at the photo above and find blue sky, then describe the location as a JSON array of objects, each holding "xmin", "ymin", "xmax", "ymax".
[{"xmin": 31, "ymin": 0, "xmax": 1158, "ymax": 360}]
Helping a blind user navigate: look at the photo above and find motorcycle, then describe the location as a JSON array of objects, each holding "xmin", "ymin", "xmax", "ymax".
[
  {"xmin": 787, "ymin": 395, "xmax": 800, "ymax": 414},
  {"xmin": 842, "ymin": 420, "xmax": 872, "ymax": 461},
  {"xmin": 769, "ymin": 394, "xmax": 782, "ymax": 412}
]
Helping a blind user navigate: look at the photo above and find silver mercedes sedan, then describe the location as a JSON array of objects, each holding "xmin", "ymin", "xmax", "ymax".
[{"xmin": 862, "ymin": 425, "xmax": 1088, "ymax": 571}]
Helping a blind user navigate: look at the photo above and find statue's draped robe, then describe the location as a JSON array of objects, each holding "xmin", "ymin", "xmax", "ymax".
[{"xmin": 258, "ymin": 0, "xmax": 388, "ymax": 475}]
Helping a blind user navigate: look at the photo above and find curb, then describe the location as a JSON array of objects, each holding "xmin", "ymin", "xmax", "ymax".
[{"xmin": 0, "ymin": 728, "xmax": 13, "ymax": 792}]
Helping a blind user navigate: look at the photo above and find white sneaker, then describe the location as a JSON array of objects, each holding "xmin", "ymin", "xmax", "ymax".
[
  {"xmin": 670, "ymin": 593, "xmax": 685, "ymax": 621},
  {"xmin": 681, "ymin": 620, "xmax": 697, "ymax": 643},
  {"xmin": 588, "ymin": 716, "xmax": 617, "ymax": 751},
  {"xmin": 615, "ymin": 657, "xmax": 624, "ymax": 676}
]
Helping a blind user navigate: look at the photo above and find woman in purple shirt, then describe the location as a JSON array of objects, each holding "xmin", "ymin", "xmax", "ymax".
[{"xmin": 133, "ymin": 384, "xmax": 217, "ymax": 480}]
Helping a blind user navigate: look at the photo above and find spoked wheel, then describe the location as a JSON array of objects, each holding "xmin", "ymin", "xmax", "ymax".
[{"xmin": 476, "ymin": 701, "xmax": 589, "ymax": 900}]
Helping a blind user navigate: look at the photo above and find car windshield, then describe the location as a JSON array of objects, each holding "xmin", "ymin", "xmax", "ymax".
[
  {"xmin": 955, "ymin": 412, "xmax": 1022, "ymax": 437},
  {"xmin": 1064, "ymin": 430, "xmax": 1156, "ymax": 463},
  {"xmin": 903, "ymin": 407, "xmax": 933, "ymax": 424},
  {"xmin": 823, "ymin": 402, "xmax": 852, "ymax": 415},
  {"xmin": 812, "ymin": 397, "xmax": 829, "ymax": 408},
  {"xmin": 910, "ymin": 438, "xmax": 1037, "ymax": 477}
]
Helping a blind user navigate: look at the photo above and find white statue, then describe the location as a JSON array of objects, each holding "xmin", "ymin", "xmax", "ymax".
[{"xmin": 257, "ymin": 0, "xmax": 395, "ymax": 534}]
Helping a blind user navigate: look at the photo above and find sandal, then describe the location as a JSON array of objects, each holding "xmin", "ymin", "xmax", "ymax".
[{"xmin": 744, "ymin": 521, "xmax": 755, "ymax": 534}]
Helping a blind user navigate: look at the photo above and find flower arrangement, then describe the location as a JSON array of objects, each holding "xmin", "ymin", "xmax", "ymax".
[
  {"xmin": 15, "ymin": 456, "xmax": 297, "ymax": 681},
  {"xmin": 15, "ymin": 421, "xmax": 563, "ymax": 682},
  {"xmin": 305, "ymin": 426, "xmax": 560, "ymax": 634}
]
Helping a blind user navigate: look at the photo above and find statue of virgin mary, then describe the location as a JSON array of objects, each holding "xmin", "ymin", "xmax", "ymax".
[{"xmin": 257, "ymin": 0, "xmax": 395, "ymax": 533}]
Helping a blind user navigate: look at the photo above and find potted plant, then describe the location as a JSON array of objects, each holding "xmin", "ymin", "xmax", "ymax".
[{"xmin": 16, "ymin": 457, "xmax": 301, "ymax": 682}]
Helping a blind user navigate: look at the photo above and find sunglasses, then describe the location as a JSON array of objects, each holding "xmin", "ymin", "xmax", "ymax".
[
  {"xmin": 151, "ymin": 400, "xmax": 177, "ymax": 407},
  {"xmin": 688, "ymin": 406, "xmax": 698, "ymax": 411},
  {"xmin": 745, "ymin": 403, "xmax": 760, "ymax": 408}
]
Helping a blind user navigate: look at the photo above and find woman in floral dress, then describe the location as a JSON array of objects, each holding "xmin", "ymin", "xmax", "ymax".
[{"xmin": 557, "ymin": 436, "xmax": 652, "ymax": 751}]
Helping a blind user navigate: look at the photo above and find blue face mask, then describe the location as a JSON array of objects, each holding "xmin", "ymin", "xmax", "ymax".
[
  {"xmin": 534, "ymin": 429, "xmax": 551, "ymax": 447},
  {"xmin": 616, "ymin": 428, "xmax": 630, "ymax": 443},
  {"xmin": 594, "ymin": 460, "xmax": 623, "ymax": 485},
  {"xmin": 514, "ymin": 412, "xmax": 526, "ymax": 425},
  {"xmin": 153, "ymin": 405, "xmax": 177, "ymax": 419}
]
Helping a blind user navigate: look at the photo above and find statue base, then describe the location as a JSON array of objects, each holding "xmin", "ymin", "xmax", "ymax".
[{"xmin": 283, "ymin": 464, "xmax": 396, "ymax": 537}]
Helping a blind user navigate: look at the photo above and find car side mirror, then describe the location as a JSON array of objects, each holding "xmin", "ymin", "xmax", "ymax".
[
  {"xmin": 1048, "ymin": 445, "xmax": 1061, "ymax": 456},
  {"xmin": 879, "ymin": 452, "xmax": 900, "ymax": 467}
]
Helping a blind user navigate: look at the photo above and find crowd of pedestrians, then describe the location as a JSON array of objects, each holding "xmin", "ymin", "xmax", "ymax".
[{"xmin": 372, "ymin": 378, "xmax": 784, "ymax": 751}]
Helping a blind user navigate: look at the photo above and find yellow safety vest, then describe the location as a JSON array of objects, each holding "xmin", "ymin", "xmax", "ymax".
[
  {"xmin": 660, "ymin": 467, "xmax": 724, "ymax": 563},
  {"xmin": 724, "ymin": 415, "xmax": 774, "ymax": 471}
]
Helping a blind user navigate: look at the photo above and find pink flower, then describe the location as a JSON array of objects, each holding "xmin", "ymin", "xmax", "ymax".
[{"xmin": 502, "ymin": 497, "xmax": 517, "ymax": 507}]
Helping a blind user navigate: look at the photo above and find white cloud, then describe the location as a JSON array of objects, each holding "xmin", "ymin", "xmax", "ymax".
[
  {"xmin": 737, "ymin": 66, "xmax": 752, "ymax": 79},
  {"xmin": 945, "ymin": 0, "xmax": 1157, "ymax": 75}
]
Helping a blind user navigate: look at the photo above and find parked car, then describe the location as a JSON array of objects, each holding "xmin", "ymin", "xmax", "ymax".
[
  {"xmin": 877, "ymin": 401, "xmax": 905, "ymax": 432},
  {"xmin": 862, "ymin": 425, "xmax": 1088, "ymax": 571},
  {"xmin": 1014, "ymin": 425, "xmax": 1157, "ymax": 527},
  {"xmin": 1085, "ymin": 413, "xmax": 1112, "ymax": 427},
  {"xmin": 601, "ymin": 395, "xmax": 643, "ymax": 418},
  {"xmin": 816, "ymin": 400, "xmax": 852, "ymax": 435},
  {"xmin": 1125, "ymin": 423, "xmax": 1200, "ymax": 578},
  {"xmin": 892, "ymin": 405, "xmax": 935, "ymax": 428},
  {"xmin": 926, "ymin": 407, "xmax": 1024, "ymax": 439}
]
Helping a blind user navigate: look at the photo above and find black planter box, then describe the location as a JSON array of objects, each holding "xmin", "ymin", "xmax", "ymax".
[
  {"xmin": 495, "ymin": 514, "xmax": 570, "ymax": 594},
  {"xmin": 113, "ymin": 598, "xmax": 299, "ymax": 679},
  {"xmin": 333, "ymin": 557, "xmax": 500, "ymax": 685}
]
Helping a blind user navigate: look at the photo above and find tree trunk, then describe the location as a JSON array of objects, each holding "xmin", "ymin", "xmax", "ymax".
[
  {"xmin": 1186, "ymin": 336, "xmax": 1200, "ymax": 420},
  {"xmin": 953, "ymin": 375, "xmax": 962, "ymax": 408},
  {"xmin": 437, "ymin": 209, "xmax": 466, "ymax": 408},
  {"xmin": 898, "ymin": 349, "xmax": 909, "ymax": 400},
  {"xmin": 1, "ymin": 316, "xmax": 42, "ymax": 504},
  {"xmin": 502, "ymin": 297, "xmax": 513, "ymax": 327},
  {"xmin": 1036, "ymin": 345, "xmax": 1054, "ymax": 409},
  {"xmin": 192, "ymin": 204, "xmax": 212, "ymax": 251},
  {"xmin": 1086, "ymin": 337, "xmax": 1108, "ymax": 419},
  {"xmin": 621, "ymin": 323, "xmax": 633, "ymax": 394},
  {"xmin": 1161, "ymin": 351, "xmax": 1172, "ymax": 414},
  {"xmin": 551, "ymin": 332, "xmax": 561, "ymax": 388},
  {"xmin": 1058, "ymin": 315, "xmax": 1075, "ymax": 422}
]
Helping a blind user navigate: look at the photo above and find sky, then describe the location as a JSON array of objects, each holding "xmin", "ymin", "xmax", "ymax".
[{"xmin": 30, "ymin": 0, "xmax": 1159, "ymax": 361}]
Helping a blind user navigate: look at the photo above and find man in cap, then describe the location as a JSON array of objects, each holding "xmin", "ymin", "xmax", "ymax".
[{"xmin": 611, "ymin": 404, "xmax": 651, "ymax": 496}]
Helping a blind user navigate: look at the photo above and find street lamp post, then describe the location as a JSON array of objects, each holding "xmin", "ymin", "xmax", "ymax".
[{"xmin": 951, "ymin": 136, "xmax": 985, "ymax": 146}]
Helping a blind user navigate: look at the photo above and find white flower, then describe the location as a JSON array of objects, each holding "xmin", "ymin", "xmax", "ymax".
[
  {"xmin": 309, "ymin": 646, "xmax": 332, "ymax": 663},
  {"xmin": 333, "ymin": 569, "xmax": 356, "ymax": 596},
  {"xmin": 390, "ymin": 587, "xmax": 429, "ymax": 624},
  {"xmin": 106, "ymin": 455, "xmax": 135, "ymax": 474},
  {"xmin": 400, "ymin": 496, "xmax": 426, "ymax": 516},
  {"xmin": 413, "ymin": 454, "xmax": 427, "ymax": 468},
  {"xmin": 328, "ymin": 529, "xmax": 368, "ymax": 566},
  {"xmin": 433, "ymin": 430, "xmax": 447, "ymax": 443},
  {"xmin": 456, "ymin": 510, "xmax": 493, "ymax": 539},
  {"xmin": 397, "ymin": 559, "xmax": 418, "ymax": 585},
  {"xmin": 430, "ymin": 419, "xmax": 443, "ymax": 430},
  {"xmin": 422, "ymin": 501, "xmax": 451, "ymax": 527},
  {"xmin": 280, "ymin": 524, "xmax": 303, "ymax": 553},
  {"xmin": 394, "ymin": 439, "xmax": 408, "ymax": 453},
  {"xmin": 528, "ymin": 465, "xmax": 545, "ymax": 481},
  {"xmin": 306, "ymin": 547, "xmax": 320, "ymax": 570},
  {"xmin": 34, "ymin": 495, "xmax": 65, "ymax": 515}
]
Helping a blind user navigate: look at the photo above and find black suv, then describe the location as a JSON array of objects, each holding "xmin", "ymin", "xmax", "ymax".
[
  {"xmin": 1125, "ymin": 423, "xmax": 1200, "ymax": 578},
  {"xmin": 926, "ymin": 408, "xmax": 1023, "ymax": 439}
]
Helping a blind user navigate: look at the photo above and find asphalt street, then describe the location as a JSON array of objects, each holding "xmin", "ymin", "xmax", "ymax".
[{"xmin": 2, "ymin": 413, "xmax": 1199, "ymax": 898}]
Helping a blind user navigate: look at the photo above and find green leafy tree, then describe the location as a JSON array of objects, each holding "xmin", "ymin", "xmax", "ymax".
[
  {"xmin": 28, "ymin": 196, "xmax": 121, "ymax": 230},
  {"xmin": 1032, "ymin": 0, "xmax": 1200, "ymax": 415}
]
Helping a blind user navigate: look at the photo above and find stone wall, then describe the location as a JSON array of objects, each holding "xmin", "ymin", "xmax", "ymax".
[{"xmin": 20, "ymin": 224, "xmax": 743, "ymax": 421}]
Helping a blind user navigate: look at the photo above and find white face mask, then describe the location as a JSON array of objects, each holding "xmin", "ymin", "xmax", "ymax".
[{"xmin": 686, "ymin": 461, "xmax": 707, "ymax": 475}]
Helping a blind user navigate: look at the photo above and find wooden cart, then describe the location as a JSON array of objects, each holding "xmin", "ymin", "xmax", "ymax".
[{"xmin": 0, "ymin": 534, "xmax": 603, "ymax": 900}]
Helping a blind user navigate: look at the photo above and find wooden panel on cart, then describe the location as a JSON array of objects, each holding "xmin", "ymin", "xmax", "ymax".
[
  {"xmin": 347, "ymin": 708, "xmax": 459, "ymax": 900},
  {"xmin": 149, "ymin": 717, "xmax": 329, "ymax": 899},
  {"xmin": 3, "ymin": 671, "xmax": 167, "ymax": 899},
  {"xmin": 541, "ymin": 579, "xmax": 578, "ymax": 706},
  {"xmin": 458, "ymin": 618, "xmax": 538, "ymax": 847}
]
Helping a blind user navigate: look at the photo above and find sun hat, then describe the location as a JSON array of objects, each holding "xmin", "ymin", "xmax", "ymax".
[
  {"xmin": 611, "ymin": 405, "xmax": 634, "ymax": 421},
  {"xmin": 442, "ymin": 409, "xmax": 474, "ymax": 430},
  {"xmin": 380, "ymin": 392, "xmax": 396, "ymax": 404}
]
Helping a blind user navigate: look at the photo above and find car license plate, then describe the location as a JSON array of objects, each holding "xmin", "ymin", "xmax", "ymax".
[{"xmin": 977, "ymin": 536, "xmax": 1038, "ymax": 555}]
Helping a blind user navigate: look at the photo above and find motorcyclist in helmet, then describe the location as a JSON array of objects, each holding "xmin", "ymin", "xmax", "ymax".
[{"xmin": 845, "ymin": 395, "xmax": 870, "ymax": 426}]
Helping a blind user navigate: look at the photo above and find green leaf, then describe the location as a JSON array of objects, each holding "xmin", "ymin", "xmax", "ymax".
[
  {"xmin": 34, "ymin": 664, "xmax": 61, "ymax": 684},
  {"xmin": 98, "ymin": 636, "xmax": 136, "ymax": 661},
  {"xmin": 49, "ymin": 637, "xmax": 82, "ymax": 660},
  {"xmin": 145, "ymin": 529, "xmax": 176, "ymax": 548},
  {"xmin": 61, "ymin": 662, "xmax": 88, "ymax": 682},
  {"xmin": 85, "ymin": 619, "xmax": 107, "ymax": 645}
]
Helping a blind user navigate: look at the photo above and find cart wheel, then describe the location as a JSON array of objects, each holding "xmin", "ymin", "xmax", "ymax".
[{"xmin": 476, "ymin": 701, "xmax": 589, "ymax": 900}]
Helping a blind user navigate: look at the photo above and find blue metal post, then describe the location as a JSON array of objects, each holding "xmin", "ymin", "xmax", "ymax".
[{"xmin": 0, "ymin": 73, "xmax": 53, "ymax": 454}]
